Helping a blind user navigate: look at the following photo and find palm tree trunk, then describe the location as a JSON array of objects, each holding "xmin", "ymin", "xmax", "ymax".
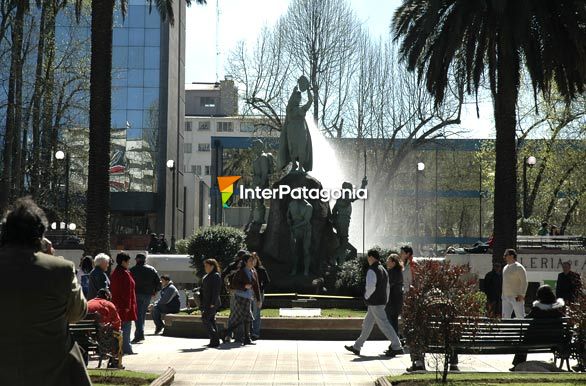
[
  {"xmin": 85, "ymin": 0, "xmax": 114, "ymax": 256},
  {"xmin": 492, "ymin": 45, "xmax": 519, "ymax": 263}
]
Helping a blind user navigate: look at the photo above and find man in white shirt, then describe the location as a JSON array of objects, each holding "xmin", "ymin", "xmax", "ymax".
[
  {"xmin": 501, "ymin": 249, "xmax": 528, "ymax": 318},
  {"xmin": 344, "ymin": 249, "xmax": 403, "ymax": 357}
]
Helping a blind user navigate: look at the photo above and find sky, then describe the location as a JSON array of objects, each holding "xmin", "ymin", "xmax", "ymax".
[{"xmin": 185, "ymin": 0, "xmax": 494, "ymax": 138}]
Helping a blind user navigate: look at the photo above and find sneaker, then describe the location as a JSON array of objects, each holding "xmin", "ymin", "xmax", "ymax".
[
  {"xmin": 344, "ymin": 345, "xmax": 360, "ymax": 356},
  {"xmin": 509, "ymin": 366, "xmax": 516, "ymax": 372},
  {"xmin": 571, "ymin": 364, "xmax": 585, "ymax": 372},
  {"xmin": 243, "ymin": 339, "xmax": 256, "ymax": 346},
  {"xmin": 250, "ymin": 335, "xmax": 259, "ymax": 341},
  {"xmin": 406, "ymin": 364, "xmax": 426, "ymax": 372},
  {"xmin": 154, "ymin": 326, "xmax": 163, "ymax": 335},
  {"xmin": 131, "ymin": 337, "xmax": 143, "ymax": 344},
  {"xmin": 207, "ymin": 340, "xmax": 220, "ymax": 348},
  {"xmin": 222, "ymin": 335, "xmax": 231, "ymax": 344}
]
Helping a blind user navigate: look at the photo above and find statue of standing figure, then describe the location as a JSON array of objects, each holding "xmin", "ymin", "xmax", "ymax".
[
  {"xmin": 332, "ymin": 177, "xmax": 368, "ymax": 265},
  {"xmin": 278, "ymin": 75, "xmax": 313, "ymax": 173},
  {"xmin": 287, "ymin": 198, "xmax": 313, "ymax": 276},
  {"xmin": 250, "ymin": 139, "xmax": 274, "ymax": 224}
]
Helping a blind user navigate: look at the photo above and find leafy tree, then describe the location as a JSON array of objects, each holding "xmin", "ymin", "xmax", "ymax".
[
  {"xmin": 393, "ymin": 0, "xmax": 586, "ymax": 263},
  {"xmin": 187, "ymin": 226, "xmax": 246, "ymax": 276}
]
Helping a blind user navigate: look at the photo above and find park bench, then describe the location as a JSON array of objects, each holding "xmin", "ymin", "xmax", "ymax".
[
  {"xmin": 425, "ymin": 317, "xmax": 573, "ymax": 371},
  {"xmin": 69, "ymin": 313, "xmax": 123, "ymax": 369}
]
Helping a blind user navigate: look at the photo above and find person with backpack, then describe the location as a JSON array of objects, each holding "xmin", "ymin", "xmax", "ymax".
[
  {"xmin": 222, "ymin": 253, "xmax": 261, "ymax": 346},
  {"xmin": 222, "ymin": 250, "xmax": 247, "ymax": 341},
  {"xmin": 77, "ymin": 255, "xmax": 94, "ymax": 299}
]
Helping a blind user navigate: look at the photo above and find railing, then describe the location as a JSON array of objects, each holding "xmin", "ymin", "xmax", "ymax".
[{"xmin": 517, "ymin": 235, "xmax": 585, "ymax": 251}]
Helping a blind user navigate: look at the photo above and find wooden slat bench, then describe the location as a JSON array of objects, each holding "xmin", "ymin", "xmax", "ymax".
[{"xmin": 425, "ymin": 317, "xmax": 573, "ymax": 370}]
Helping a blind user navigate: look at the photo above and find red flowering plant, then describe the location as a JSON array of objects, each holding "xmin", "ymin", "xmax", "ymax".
[{"xmin": 402, "ymin": 259, "xmax": 485, "ymax": 382}]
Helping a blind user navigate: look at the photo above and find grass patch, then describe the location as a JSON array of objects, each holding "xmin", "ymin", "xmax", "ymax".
[
  {"xmin": 183, "ymin": 308, "xmax": 367, "ymax": 318},
  {"xmin": 386, "ymin": 372, "xmax": 586, "ymax": 386},
  {"xmin": 88, "ymin": 369, "xmax": 158, "ymax": 386}
]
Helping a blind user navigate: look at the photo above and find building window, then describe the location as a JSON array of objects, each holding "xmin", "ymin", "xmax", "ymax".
[
  {"xmin": 184, "ymin": 143, "xmax": 192, "ymax": 153},
  {"xmin": 205, "ymin": 165, "xmax": 210, "ymax": 175},
  {"xmin": 198, "ymin": 143, "xmax": 210, "ymax": 152},
  {"xmin": 191, "ymin": 165, "xmax": 202, "ymax": 175},
  {"xmin": 240, "ymin": 122, "xmax": 255, "ymax": 132},
  {"xmin": 198, "ymin": 121, "xmax": 210, "ymax": 131},
  {"xmin": 200, "ymin": 97, "xmax": 216, "ymax": 108},
  {"xmin": 217, "ymin": 121, "xmax": 233, "ymax": 132},
  {"xmin": 185, "ymin": 121, "xmax": 192, "ymax": 131}
]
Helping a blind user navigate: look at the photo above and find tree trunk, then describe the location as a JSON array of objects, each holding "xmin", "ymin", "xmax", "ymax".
[
  {"xmin": 85, "ymin": 0, "xmax": 114, "ymax": 256},
  {"xmin": 492, "ymin": 45, "xmax": 519, "ymax": 263},
  {"xmin": 0, "ymin": 1, "xmax": 26, "ymax": 212}
]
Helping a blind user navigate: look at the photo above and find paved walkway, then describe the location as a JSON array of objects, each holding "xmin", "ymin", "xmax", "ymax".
[{"xmin": 92, "ymin": 321, "xmax": 563, "ymax": 386}]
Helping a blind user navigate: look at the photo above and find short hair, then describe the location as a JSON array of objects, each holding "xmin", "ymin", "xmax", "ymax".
[
  {"xmin": 116, "ymin": 251, "xmax": 131, "ymax": 265},
  {"xmin": 96, "ymin": 288, "xmax": 111, "ymax": 300},
  {"xmin": 504, "ymin": 248, "xmax": 517, "ymax": 259},
  {"xmin": 367, "ymin": 249, "xmax": 380, "ymax": 260},
  {"xmin": 541, "ymin": 222, "xmax": 548, "ymax": 227},
  {"xmin": 387, "ymin": 253, "xmax": 403, "ymax": 271},
  {"xmin": 400, "ymin": 245, "xmax": 414, "ymax": 256},
  {"xmin": 204, "ymin": 258, "xmax": 221, "ymax": 273},
  {"xmin": 135, "ymin": 253, "xmax": 146, "ymax": 265},
  {"xmin": 160, "ymin": 274, "xmax": 171, "ymax": 281},
  {"xmin": 562, "ymin": 261, "xmax": 571, "ymax": 266},
  {"xmin": 0, "ymin": 197, "xmax": 48, "ymax": 247},
  {"xmin": 236, "ymin": 249, "xmax": 247, "ymax": 259},
  {"xmin": 94, "ymin": 253, "xmax": 110, "ymax": 266}
]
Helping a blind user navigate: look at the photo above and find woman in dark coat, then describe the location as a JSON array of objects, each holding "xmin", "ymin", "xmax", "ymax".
[
  {"xmin": 385, "ymin": 253, "xmax": 404, "ymax": 334},
  {"xmin": 511, "ymin": 285, "xmax": 566, "ymax": 369},
  {"xmin": 222, "ymin": 253, "xmax": 260, "ymax": 345},
  {"xmin": 252, "ymin": 252, "xmax": 270, "ymax": 339},
  {"xmin": 110, "ymin": 252, "xmax": 138, "ymax": 355},
  {"xmin": 201, "ymin": 259, "xmax": 223, "ymax": 347}
]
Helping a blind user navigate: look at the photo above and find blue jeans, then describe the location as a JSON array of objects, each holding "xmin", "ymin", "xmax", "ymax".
[
  {"xmin": 134, "ymin": 293, "xmax": 151, "ymax": 340},
  {"xmin": 251, "ymin": 293, "xmax": 263, "ymax": 337},
  {"xmin": 121, "ymin": 321, "xmax": 133, "ymax": 354}
]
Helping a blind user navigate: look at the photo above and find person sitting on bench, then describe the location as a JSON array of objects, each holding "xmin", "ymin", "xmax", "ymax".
[
  {"xmin": 152, "ymin": 275, "xmax": 181, "ymax": 335},
  {"xmin": 511, "ymin": 285, "xmax": 565, "ymax": 371},
  {"xmin": 88, "ymin": 288, "xmax": 123, "ymax": 368}
]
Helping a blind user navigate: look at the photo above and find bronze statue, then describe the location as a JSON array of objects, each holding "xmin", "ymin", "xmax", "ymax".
[
  {"xmin": 332, "ymin": 177, "xmax": 368, "ymax": 265},
  {"xmin": 250, "ymin": 139, "xmax": 274, "ymax": 224},
  {"xmin": 278, "ymin": 75, "xmax": 313, "ymax": 172},
  {"xmin": 287, "ymin": 198, "xmax": 313, "ymax": 276}
]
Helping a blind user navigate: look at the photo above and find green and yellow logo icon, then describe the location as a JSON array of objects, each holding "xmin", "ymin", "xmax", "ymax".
[{"xmin": 217, "ymin": 176, "xmax": 241, "ymax": 208}]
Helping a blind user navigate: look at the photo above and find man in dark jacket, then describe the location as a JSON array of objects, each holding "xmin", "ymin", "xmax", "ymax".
[
  {"xmin": 88, "ymin": 253, "xmax": 111, "ymax": 300},
  {"xmin": 152, "ymin": 275, "xmax": 181, "ymax": 334},
  {"xmin": 483, "ymin": 263, "xmax": 503, "ymax": 317},
  {"xmin": 556, "ymin": 261, "xmax": 582, "ymax": 303},
  {"xmin": 130, "ymin": 253, "xmax": 161, "ymax": 343},
  {"xmin": 0, "ymin": 198, "xmax": 91, "ymax": 386},
  {"xmin": 345, "ymin": 249, "xmax": 404, "ymax": 357}
]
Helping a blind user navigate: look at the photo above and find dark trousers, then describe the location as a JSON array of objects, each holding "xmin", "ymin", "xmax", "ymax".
[
  {"xmin": 134, "ymin": 293, "xmax": 151, "ymax": 339},
  {"xmin": 152, "ymin": 304, "xmax": 174, "ymax": 329},
  {"xmin": 202, "ymin": 308, "xmax": 219, "ymax": 343}
]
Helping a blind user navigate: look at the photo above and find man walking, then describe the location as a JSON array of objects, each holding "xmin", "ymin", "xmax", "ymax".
[
  {"xmin": 130, "ymin": 253, "xmax": 161, "ymax": 343},
  {"xmin": 483, "ymin": 263, "xmax": 503, "ymax": 317},
  {"xmin": 345, "ymin": 249, "xmax": 403, "ymax": 357},
  {"xmin": 502, "ymin": 249, "xmax": 528, "ymax": 318}
]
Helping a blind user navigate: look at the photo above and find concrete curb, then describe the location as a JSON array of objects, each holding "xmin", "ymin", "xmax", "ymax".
[
  {"xmin": 374, "ymin": 376, "xmax": 393, "ymax": 386},
  {"xmin": 150, "ymin": 367, "xmax": 175, "ymax": 386}
]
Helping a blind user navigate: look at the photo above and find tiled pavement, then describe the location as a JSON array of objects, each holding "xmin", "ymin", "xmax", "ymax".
[{"xmin": 92, "ymin": 321, "xmax": 564, "ymax": 386}]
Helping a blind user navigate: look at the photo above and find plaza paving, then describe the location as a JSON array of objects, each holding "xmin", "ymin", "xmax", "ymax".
[{"xmin": 93, "ymin": 321, "xmax": 563, "ymax": 386}]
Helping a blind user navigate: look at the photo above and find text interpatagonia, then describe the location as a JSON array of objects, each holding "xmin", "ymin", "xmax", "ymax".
[{"xmin": 238, "ymin": 185, "xmax": 368, "ymax": 202}]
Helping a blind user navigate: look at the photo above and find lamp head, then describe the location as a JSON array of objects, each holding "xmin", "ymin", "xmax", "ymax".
[
  {"xmin": 55, "ymin": 150, "xmax": 65, "ymax": 160},
  {"xmin": 166, "ymin": 159, "xmax": 175, "ymax": 170},
  {"xmin": 417, "ymin": 162, "xmax": 425, "ymax": 172}
]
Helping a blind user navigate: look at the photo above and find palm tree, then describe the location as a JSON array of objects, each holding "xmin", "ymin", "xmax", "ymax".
[
  {"xmin": 392, "ymin": 0, "xmax": 586, "ymax": 262},
  {"xmin": 77, "ymin": 0, "xmax": 205, "ymax": 256}
]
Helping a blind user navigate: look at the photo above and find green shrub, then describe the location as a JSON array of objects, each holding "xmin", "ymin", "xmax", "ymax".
[
  {"xmin": 335, "ymin": 255, "xmax": 368, "ymax": 297},
  {"xmin": 175, "ymin": 238, "xmax": 189, "ymax": 254},
  {"xmin": 187, "ymin": 226, "xmax": 246, "ymax": 276}
]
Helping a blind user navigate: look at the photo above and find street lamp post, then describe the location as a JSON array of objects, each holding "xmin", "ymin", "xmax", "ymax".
[
  {"xmin": 55, "ymin": 150, "xmax": 71, "ymax": 224},
  {"xmin": 415, "ymin": 162, "xmax": 425, "ymax": 245},
  {"xmin": 166, "ymin": 159, "xmax": 177, "ymax": 253},
  {"xmin": 522, "ymin": 155, "xmax": 537, "ymax": 219}
]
